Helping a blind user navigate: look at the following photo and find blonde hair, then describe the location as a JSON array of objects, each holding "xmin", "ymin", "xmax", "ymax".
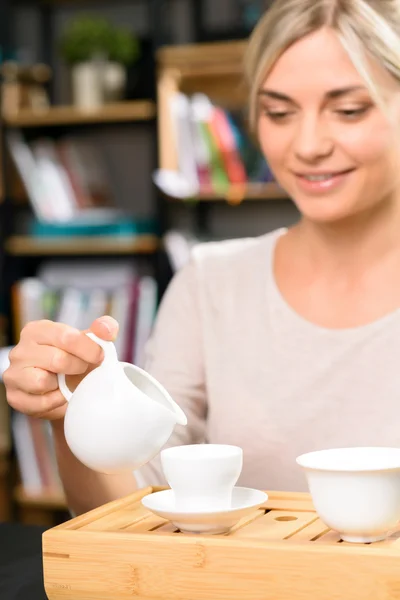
[{"xmin": 245, "ymin": 0, "xmax": 400, "ymax": 131}]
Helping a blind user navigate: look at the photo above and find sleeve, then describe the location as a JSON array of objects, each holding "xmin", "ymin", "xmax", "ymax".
[{"xmin": 133, "ymin": 257, "xmax": 207, "ymax": 488}]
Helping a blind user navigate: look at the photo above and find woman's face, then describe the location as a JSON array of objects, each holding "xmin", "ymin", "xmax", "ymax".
[{"xmin": 258, "ymin": 27, "xmax": 400, "ymax": 224}]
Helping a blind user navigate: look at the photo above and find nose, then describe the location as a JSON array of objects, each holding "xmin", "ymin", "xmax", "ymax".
[{"xmin": 293, "ymin": 113, "xmax": 333, "ymax": 163}]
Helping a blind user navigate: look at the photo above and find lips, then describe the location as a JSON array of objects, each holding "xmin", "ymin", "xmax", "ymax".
[
  {"xmin": 296, "ymin": 168, "xmax": 354, "ymax": 180},
  {"xmin": 293, "ymin": 168, "xmax": 355, "ymax": 194}
]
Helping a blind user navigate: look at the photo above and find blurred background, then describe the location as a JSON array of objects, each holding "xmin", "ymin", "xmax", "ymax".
[{"xmin": 0, "ymin": 0, "xmax": 299, "ymax": 526}]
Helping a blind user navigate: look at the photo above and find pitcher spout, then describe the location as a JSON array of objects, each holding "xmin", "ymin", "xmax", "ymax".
[
  {"xmin": 173, "ymin": 403, "xmax": 188, "ymax": 426},
  {"xmin": 121, "ymin": 362, "xmax": 188, "ymax": 427}
]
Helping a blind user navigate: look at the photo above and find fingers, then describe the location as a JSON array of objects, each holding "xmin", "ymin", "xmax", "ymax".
[
  {"xmin": 88, "ymin": 316, "xmax": 119, "ymax": 341},
  {"xmin": 6, "ymin": 386, "xmax": 67, "ymax": 418},
  {"xmin": 17, "ymin": 343, "xmax": 89, "ymax": 375},
  {"xmin": 20, "ymin": 320, "xmax": 105, "ymax": 364},
  {"xmin": 6, "ymin": 366, "xmax": 58, "ymax": 395},
  {"xmin": 5, "ymin": 315, "xmax": 120, "ymax": 421},
  {"xmin": 39, "ymin": 403, "xmax": 68, "ymax": 421},
  {"xmin": 18, "ymin": 316, "xmax": 119, "ymax": 367}
]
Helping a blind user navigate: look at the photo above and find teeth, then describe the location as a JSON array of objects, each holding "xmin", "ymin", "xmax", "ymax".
[{"xmin": 304, "ymin": 174, "xmax": 334, "ymax": 181}]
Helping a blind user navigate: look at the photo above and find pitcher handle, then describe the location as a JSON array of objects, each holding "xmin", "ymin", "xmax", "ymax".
[{"xmin": 57, "ymin": 332, "xmax": 119, "ymax": 402}]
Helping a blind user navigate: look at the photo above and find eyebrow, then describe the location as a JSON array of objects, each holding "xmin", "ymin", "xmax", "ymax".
[{"xmin": 257, "ymin": 86, "xmax": 367, "ymax": 103}]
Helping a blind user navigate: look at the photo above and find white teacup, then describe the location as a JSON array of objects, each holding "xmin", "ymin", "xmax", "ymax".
[
  {"xmin": 296, "ymin": 447, "xmax": 400, "ymax": 543},
  {"xmin": 161, "ymin": 444, "xmax": 243, "ymax": 512},
  {"xmin": 57, "ymin": 333, "xmax": 187, "ymax": 474}
]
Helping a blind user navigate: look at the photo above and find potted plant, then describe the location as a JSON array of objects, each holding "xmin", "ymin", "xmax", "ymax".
[
  {"xmin": 60, "ymin": 15, "xmax": 140, "ymax": 109},
  {"xmin": 102, "ymin": 26, "xmax": 140, "ymax": 103}
]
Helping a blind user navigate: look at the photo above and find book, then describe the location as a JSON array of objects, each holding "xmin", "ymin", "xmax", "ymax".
[{"xmin": 153, "ymin": 91, "xmax": 277, "ymax": 199}]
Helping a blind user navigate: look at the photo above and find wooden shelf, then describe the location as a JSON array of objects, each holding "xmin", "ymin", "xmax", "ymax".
[
  {"xmin": 168, "ymin": 183, "xmax": 290, "ymax": 204},
  {"xmin": 4, "ymin": 100, "xmax": 156, "ymax": 128},
  {"xmin": 5, "ymin": 234, "xmax": 159, "ymax": 256},
  {"xmin": 14, "ymin": 485, "xmax": 66, "ymax": 510},
  {"xmin": 19, "ymin": 0, "xmax": 143, "ymax": 4},
  {"xmin": 157, "ymin": 40, "xmax": 247, "ymax": 75}
]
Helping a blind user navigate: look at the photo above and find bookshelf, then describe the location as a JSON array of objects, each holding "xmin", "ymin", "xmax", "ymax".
[
  {"xmin": 4, "ymin": 100, "xmax": 156, "ymax": 128},
  {"xmin": 0, "ymin": 15, "xmax": 288, "ymax": 527},
  {"xmin": 5, "ymin": 234, "xmax": 159, "ymax": 256},
  {"xmin": 191, "ymin": 182, "xmax": 288, "ymax": 204},
  {"xmin": 0, "ymin": 0, "xmax": 168, "ymax": 526},
  {"xmin": 157, "ymin": 40, "xmax": 247, "ymax": 175},
  {"xmin": 14, "ymin": 484, "xmax": 67, "ymax": 526},
  {"xmin": 14, "ymin": 485, "xmax": 66, "ymax": 510},
  {"xmin": 156, "ymin": 40, "xmax": 290, "ymax": 213}
]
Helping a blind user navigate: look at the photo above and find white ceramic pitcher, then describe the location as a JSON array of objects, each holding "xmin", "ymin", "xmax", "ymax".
[{"xmin": 57, "ymin": 333, "xmax": 187, "ymax": 474}]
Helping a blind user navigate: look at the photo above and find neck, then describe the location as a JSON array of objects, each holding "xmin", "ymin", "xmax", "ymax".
[{"xmin": 294, "ymin": 198, "xmax": 400, "ymax": 275}]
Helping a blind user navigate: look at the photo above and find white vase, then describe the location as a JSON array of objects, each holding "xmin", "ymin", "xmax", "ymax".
[
  {"xmin": 71, "ymin": 61, "xmax": 103, "ymax": 110},
  {"xmin": 102, "ymin": 62, "xmax": 126, "ymax": 103}
]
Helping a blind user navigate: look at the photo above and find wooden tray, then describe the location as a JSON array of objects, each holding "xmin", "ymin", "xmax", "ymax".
[{"xmin": 42, "ymin": 486, "xmax": 400, "ymax": 600}]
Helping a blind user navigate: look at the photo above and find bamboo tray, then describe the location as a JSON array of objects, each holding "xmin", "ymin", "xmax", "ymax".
[{"xmin": 42, "ymin": 486, "xmax": 400, "ymax": 600}]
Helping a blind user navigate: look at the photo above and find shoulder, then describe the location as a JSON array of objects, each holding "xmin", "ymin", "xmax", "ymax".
[
  {"xmin": 191, "ymin": 228, "xmax": 285, "ymax": 279},
  {"xmin": 162, "ymin": 228, "xmax": 285, "ymax": 306}
]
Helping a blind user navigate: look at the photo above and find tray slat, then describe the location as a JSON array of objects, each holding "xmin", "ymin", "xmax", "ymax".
[
  {"xmin": 53, "ymin": 486, "xmax": 153, "ymax": 531},
  {"xmin": 259, "ymin": 490, "xmax": 313, "ymax": 511},
  {"xmin": 222, "ymin": 507, "xmax": 264, "ymax": 534},
  {"xmin": 131, "ymin": 515, "xmax": 171, "ymax": 533},
  {"xmin": 233, "ymin": 509, "xmax": 317, "ymax": 540},
  {"xmin": 78, "ymin": 505, "xmax": 149, "ymax": 532},
  {"xmin": 290, "ymin": 517, "xmax": 330, "ymax": 541}
]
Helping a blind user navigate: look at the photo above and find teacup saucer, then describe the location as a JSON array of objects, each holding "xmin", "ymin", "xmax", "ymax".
[{"xmin": 141, "ymin": 486, "xmax": 268, "ymax": 534}]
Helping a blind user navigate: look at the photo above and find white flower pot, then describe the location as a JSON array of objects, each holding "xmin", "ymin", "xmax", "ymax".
[
  {"xmin": 71, "ymin": 61, "xmax": 103, "ymax": 110},
  {"xmin": 102, "ymin": 61, "xmax": 127, "ymax": 103}
]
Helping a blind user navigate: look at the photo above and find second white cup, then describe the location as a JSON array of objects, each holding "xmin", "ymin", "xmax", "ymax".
[{"xmin": 160, "ymin": 444, "xmax": 243, "ymax": 512}]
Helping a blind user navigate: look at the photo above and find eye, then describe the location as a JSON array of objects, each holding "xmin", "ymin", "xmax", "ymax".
[
  {"xmin": 336, "ymin": 106, "xmax": 371, "ymax": 119},
  {"xmin": 262, "ymin": 110, "xmax": 294, "ymax": 122}
]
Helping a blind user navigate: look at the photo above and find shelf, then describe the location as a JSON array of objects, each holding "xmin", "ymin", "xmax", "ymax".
[
  {"xmin": 5, "ymin": 234, "xmax": 159, "ymax": 256},
  {"xmin": 4, "ymin": 101, "xmax": 156, "ymax": 128},
  {"xmin": 17, "ymin": 0, "xmax": 143, "ymax": 4},
  {"xmin": 157, "ymin": 40, "xmax": 247, "ymax": 73},
  {"xmin": 14, "ymin": 485, "xmax": 66, "ymax": 510},
  {"xmin": 168, "ymin": 183, "xmax": 290, "ymax": 204}
]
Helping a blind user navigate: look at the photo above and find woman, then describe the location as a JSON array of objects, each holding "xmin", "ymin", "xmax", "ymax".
[{"xmin": 5, "ymin": 0, "xmax": 400, "ymax": 516}]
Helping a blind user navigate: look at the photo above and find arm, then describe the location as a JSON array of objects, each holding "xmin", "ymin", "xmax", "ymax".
[
  {"xmin": 4, "ymin": 259, "xmax": 207, "ymax": 514},
  {"xmin": 4, "ymin": 317, "xmax": 136, "ymax": 516},
  {"xmin": 53, "ymin": 259, "xmax": 207, "ymax": 506}
]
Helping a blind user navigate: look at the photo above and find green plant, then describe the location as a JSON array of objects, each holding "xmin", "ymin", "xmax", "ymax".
[
  {"xmin": 59, "ymin": 15, "xmax": 140, "ymax": 66},
  {"xmin": 108, "ymin": 28, "xmax": 140, "ymax": 65}
]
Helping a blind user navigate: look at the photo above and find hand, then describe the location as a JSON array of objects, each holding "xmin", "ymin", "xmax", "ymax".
[{"xmin": 4, "ymin": 316, "xmax": 119, "ymax": 421}]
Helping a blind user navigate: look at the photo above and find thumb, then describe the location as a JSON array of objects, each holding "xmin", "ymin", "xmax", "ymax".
[{"xmin": 87, "ymin": 315, "xmax": 119, "ymax": 341}]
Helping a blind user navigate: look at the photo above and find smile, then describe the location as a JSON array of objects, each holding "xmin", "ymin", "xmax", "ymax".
[
  {"xmin": 294, "ymin": 169, "xmax": 355, "ymax": 193},
  {"xmin": 303, "ymin": 173, "xmax": 342, "ymax": 181}
]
